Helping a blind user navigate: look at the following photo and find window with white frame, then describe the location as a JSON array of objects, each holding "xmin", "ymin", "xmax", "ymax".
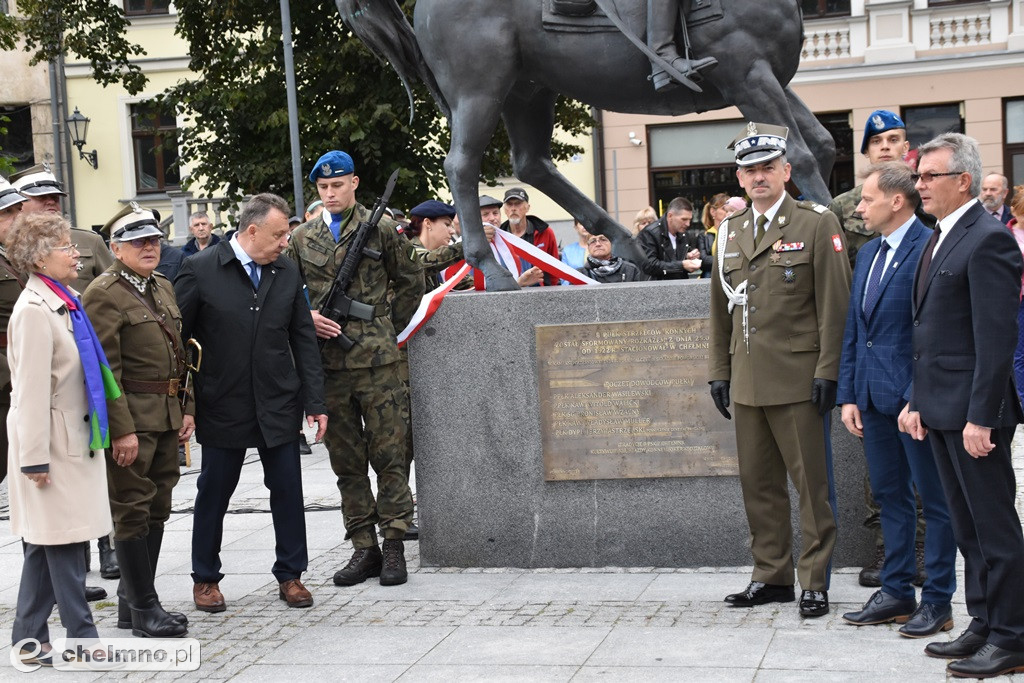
[{"xmin": 130, "ymin": 101, "xmax": 180, "ymax": 194}]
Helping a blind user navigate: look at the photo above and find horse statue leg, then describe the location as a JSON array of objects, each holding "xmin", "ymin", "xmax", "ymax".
[
  {"xmin": 501, "ymin": 89, "xmax": 643, "ymax": 265},
  {"xmin": 443, "ymin": 106, "xmax": 521, "ymax": 292},
  {"xmin": 716, "ymin": 61, "xmax": 833, "ymax": 205}
]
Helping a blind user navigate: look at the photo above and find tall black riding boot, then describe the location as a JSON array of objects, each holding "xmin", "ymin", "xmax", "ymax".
[
  {"xmin": 118, "ymin": 529, "xmax": 187, "ymax": 629},
  {"xmin": 647, "ymin": 0, "xmax": 717, "ymax": 92},
  {"xmin": 115, "ymin": 536, "xmax": 187, "ymax": 638},
  {"xmin": 98, "ymin": 536, "xmax": 120, "ymax": 579}
]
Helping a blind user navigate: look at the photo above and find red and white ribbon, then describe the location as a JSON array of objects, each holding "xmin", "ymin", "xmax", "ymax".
[{"xmin": 397, "ymin": 230, "xmax": 598, "ymax": 346}]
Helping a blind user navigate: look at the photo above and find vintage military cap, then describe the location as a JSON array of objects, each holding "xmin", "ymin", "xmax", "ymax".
[
  {"xmin": 729, "ymin": 122, "xmax": 789, "ymax": 167},
  {"xmin": 105, "ymin": 202, "xmax": 163, "ymax": 243},
  {"xmin": 10, "ymin": 163, "xmax": 67, "ymax": 197},
  {"xmin": 308, "ymin": 150, "xmax": 355, "ymax": 182},
  {"xmin": 503, "ymin": 187, "xmax": 529, "ymax": 203},
  {"xmin": 479, "ymin": 194, "xmax": 503, "ymax": 208},
  {"xmin": 409, "ymin": 200, "xmax": 456, "ymax": 219},
  {"xmin": 860, "ymin": 109, "xmax": 906, "ymax": 154},
  {"xmin": 0, "ymin": 176, "xmax": 28, "ymax": 212}
]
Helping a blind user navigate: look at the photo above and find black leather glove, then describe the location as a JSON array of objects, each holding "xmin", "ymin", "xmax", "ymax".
[
  {"xmin": 709, "ymin": 380, "xmax": 731, "ymax": 420},
  {"xmin": 811, "ymin": 378, "xmax": 838, "ymax": 416}
]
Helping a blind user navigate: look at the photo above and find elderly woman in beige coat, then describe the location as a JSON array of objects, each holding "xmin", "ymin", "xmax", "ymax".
[{"xmin": 6, "ymin": 212, "xmax": 113, "ymax": 667}]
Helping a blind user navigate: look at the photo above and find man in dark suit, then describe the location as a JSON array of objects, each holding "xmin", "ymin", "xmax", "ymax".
[
  {"xmin": 980, "ymin": 173, "xmax": 1013, "ymax": 225},
  {"xmin": 175, "ymin": 193, "xmax": 327, "ymax": 613},
  {"xmin": 837, "ymin": 161, "xmax": 956, "ymax": 638},
  {"xmin": 899, "ymin": 134, "xmax": 1024, "ymax": 677},
  {"xmin": 637, "ymin": 196, "xmax": 706, "ymax": 279}
]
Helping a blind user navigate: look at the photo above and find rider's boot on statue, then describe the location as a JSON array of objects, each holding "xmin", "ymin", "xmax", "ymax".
[{"xmin": 648, "ymin": 0, "xmax": 717, "ymax": 93}]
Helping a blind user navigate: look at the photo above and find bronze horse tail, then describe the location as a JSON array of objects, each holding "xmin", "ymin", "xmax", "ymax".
[{"xmin": 335, "ymin": 0, "xmax": 451, "ymax": 122}]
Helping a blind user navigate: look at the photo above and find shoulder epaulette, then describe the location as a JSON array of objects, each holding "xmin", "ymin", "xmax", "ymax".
[{"xmin": 796, "ymin": 200, "xmax": 828, "ymax": 214}]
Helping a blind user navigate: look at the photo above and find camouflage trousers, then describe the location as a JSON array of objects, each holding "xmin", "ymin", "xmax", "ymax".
[
  {"xmin": 398, "ymin": 351, "xmax": 413, "ymax": 473},
  {"xmin": 107, "ymin": 429, "xmax": 181, "ymax": 541},
  {"xmin": 324, "ymin": 362, "xmax": 414, "ymax": 549}
]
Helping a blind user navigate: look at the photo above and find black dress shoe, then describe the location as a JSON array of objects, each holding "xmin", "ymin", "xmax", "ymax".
[
  {"xmin": 859, "ymin": 545, "xmax": 884, "ymax": 587},
  {"xmin": 842, "ymin": 590, "xmax": 916, "ymax": 625},
  {"xmin": 947, "ymin": 643, "xmax": 1024, "ymax": 678},
  {"xmin": 899, "ymin": 602, "xmax": 953, "ymax": 638},
  {"xmin": 799, "ymin": 590, "xmax": 829, "ymax": 618},
  {"xmin": 298, "ymin": 439, "xmax": 312, "ymax": 455},
  {"xmin": 85, "ymin": 585, "xmax": 107, "ymax": 602},
  {"xmin": 925, "ymin": 629, "xmax": 988, "ymax": 659},
  {"xmin": 724, "ymin": 582, "xmax": 794, "ymax": 607}
]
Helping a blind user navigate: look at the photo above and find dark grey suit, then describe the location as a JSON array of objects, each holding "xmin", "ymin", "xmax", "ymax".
[{"xmin": 911, "ymin": 200, "xmax": 1024, "ymax": 651}]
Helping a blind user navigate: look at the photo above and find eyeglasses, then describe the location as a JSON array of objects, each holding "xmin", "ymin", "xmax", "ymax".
[
  {"xmin": 124, "ymin": 236, "xmax": 161, "ymax": 248},
  {"xmin": 53, "ymin": 243, "xmax": 78, "ymax": 253},
  {"xmin": 911, "ymin": 171, "xmax": 963, "ymax": 184}
]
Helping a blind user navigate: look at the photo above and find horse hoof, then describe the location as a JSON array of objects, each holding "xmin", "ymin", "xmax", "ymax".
[{"xmin": 484, "ymin": 272, "xmax": 521, "ymax": 292}]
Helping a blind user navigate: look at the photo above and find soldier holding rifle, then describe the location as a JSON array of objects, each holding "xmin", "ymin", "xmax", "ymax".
[{"xmin": 286, "ymin": 151, "xmax": 424, "ymax": 587}]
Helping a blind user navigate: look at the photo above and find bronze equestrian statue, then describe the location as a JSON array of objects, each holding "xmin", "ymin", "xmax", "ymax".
[{"xmin": 336, "ymin": 0, "xmax": 832, "ymax": 291}]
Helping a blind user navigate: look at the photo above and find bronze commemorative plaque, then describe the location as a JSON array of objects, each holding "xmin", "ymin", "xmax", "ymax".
[{"xmin": 537, "ymin": 317, "xmax": 738, "ymax": 481}]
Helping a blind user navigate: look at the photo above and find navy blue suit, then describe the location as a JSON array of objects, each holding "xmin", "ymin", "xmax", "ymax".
[
  {"xmin": 911, "ymin": 200, "xmax": 1024, "ymax": 651},
  {"xmin": 838, "ymin": 218, "xmax": 956, "ymax": 605}
]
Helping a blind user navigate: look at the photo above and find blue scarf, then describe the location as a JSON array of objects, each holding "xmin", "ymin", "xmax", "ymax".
[{"xmin": 38, "ymin": 275, "xmax": 121, "ymax": 450}]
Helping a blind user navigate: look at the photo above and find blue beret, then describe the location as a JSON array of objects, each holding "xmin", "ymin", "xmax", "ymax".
[
  {"xmin": 409, "ymin": 199, "xmax": 456, "ymax": 219},
  {"xmin": 861, "ymin": 110, "xmax": 906, "ymax": 154},
  {"xmin": 309, "ymin": 151, "xmax": 355, "ymax": 182}
]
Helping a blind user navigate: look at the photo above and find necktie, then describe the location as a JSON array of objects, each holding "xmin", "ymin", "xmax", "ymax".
[
  {"xmin": 329, "ymin": 215, "xmax": 342, "ymax": 243},
  {"xmin": 247, "ymin": 261, "xmax": 260, "ymax": 290},
  {"xmin": 755, "ymin": 214, "xmax": 769, "ymax": 247},
  {"xmin": 915, "ymin": 228, "xmax": 941, "ymax": 304},
  {"xmin": 862, "ymin": 240, "xmax": 890, "ymax": 317}
]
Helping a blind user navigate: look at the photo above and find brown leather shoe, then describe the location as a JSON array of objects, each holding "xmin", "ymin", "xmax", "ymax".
[
  {"xmin": 279, "ymin": 579, "xmax": 313, "ymax": 608},
  {"xmin": 193, "ymin": 582, "xmax": 226, "ymax": 613}
]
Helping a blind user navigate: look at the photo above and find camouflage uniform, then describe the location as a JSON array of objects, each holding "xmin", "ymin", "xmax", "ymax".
[
  {"xmin": 0, "ymin": 248, "xmax": 25, "ymax": 483},
  {"xmin": 285, "ymin": 205, "xmax": 424, "ymax": 549},
  {"xmin": 82, "ymin": 261, "xmax": 188, "ymax": 541},
  {"xmin": 828, "ymin": 185, "xmax": 877, "ymax": 271},
  {"xmin": 409, "ymin": 236, "xmax": 472, "ymax": 291}
]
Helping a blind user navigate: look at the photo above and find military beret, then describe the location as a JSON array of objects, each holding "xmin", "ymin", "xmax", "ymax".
[
  {"xmin": 0, "ymin": 176, "xmax": 27, "ymax": 212},
  {"xmin": 10, "ymin": 163, "xmax": 67, "ymax": 197},
  {"xmin": 503, "ymin": 187, "xmax": 529, "ymax": 203},
  {"xmin": 104, "ymin": 202, "xmax": 163, "ymax": 242},
  {"xmin": 479, "ymin": 194, "xmax": 503, "ymax": 208},
  {"xmin": 729, "ymin": 122, "xmax": 789, "ymax": 167},
  {"xmin": 309, "ymin": 150, "xmax": 355, "ymax": 182},
  {"xmin": 861, "ymin": 110, "xmax": 906, "ymax": 154},
  {"xmin": 305, "ymin": 199, "xmax": 323, "ymax": 214},
  {"xmin": 409, "ymin": 200, "xmax": 456, "ymax": 219}
]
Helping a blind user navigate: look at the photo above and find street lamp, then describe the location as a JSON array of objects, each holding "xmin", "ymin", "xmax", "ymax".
[{"xmin": 66, "ymin": 107, "xmax": 98, "ymax": 169}]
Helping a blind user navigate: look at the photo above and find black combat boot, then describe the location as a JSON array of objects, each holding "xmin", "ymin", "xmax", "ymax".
[
  {"xmin": 119, "ymin": 529, "xmax": 188, "ymax": 629},
  {"xmin": 380, "ymin": 539, "xmax": 408, "ymax": 586},
  {"xmin": 333, "ymin": 546, "xmax": 383, "ymax": 586},
  {"xmin": 647, "ymin": 0, "xmax": 717, "ymax": 92},
  {"xmin": 98, "ymin": 536, "xmax": 119, "ymax": 579},
  {"xmin": 115, "ymin": 536, "xmax": 187, "ymax": 638}
]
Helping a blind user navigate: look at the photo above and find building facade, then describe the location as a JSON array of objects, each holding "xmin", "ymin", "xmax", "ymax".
[{"xmin": 599, "ymin": 0, "xmax": 1024, "ymax": 225}]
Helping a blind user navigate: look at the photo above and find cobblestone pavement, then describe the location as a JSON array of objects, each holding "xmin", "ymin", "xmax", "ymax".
[{"xmin": 0, "ymin": 429, "xmax": 1020, "ymax": 681}]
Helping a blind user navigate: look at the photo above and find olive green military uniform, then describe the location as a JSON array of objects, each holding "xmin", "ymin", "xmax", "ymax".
[
  {"xmin": 0, "ymin": 249, "xmax": 25, "ymax": 483},
  {"xmin": 72, "ymin": 227, "xmax": 114, "ymax": 290},
  {"xmin": 285, "ymin": 205, "xmax": 424, "ymax": 549},
  {"xmin": 709, "ymin": 193, "xmax": 851, "ymax": 591},
  {"xmin": 82, "ymin": 262, "xmax": 189, "ymax": 541},
  {"xmin": 409, "ymin": 237, "xmax": 473, "ymax": 291}
]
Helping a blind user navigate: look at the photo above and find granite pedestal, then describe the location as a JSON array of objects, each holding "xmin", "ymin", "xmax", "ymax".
[{"xmin": 407, "ymin": 280, "xmax": 873, "ymax": 568}]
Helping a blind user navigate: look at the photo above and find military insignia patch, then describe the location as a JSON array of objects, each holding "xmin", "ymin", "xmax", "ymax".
[
  {"xmin": 321, "ymin": 162, "xmax": 332, "ymax": 176},
  {"xmin": 778, "ymin": 242, "xmax": 805, "ymax": 252},
  {"xmin": 728, "ymin": 231, "xmax": 736, "ymax": 241},
  {"xmin": 783, "ymin": 268, "xmax": 795, "ymax": 283},
  {"xmin": 872, "ymin": 114, "xmax": 884, "ymax": 129},
  {"xmin": 778, "ymin": 216, "xmax": 786, "ymax": 225},
  {"xmin": 832, "ymin": 235, "xmax": 844, "ymax": 252},
  {"xmin": 772, "ymin": 240, "xmax": 782, "ymax": 252},
  {"xmin": 769, "ymin": 252, "xmax": 781, "ymax": 264}
]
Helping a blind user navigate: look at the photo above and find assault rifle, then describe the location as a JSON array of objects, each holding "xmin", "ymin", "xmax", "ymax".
[{"xmin": 318, "ymin": 168, "xmax": 400, "ymax": 352}]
